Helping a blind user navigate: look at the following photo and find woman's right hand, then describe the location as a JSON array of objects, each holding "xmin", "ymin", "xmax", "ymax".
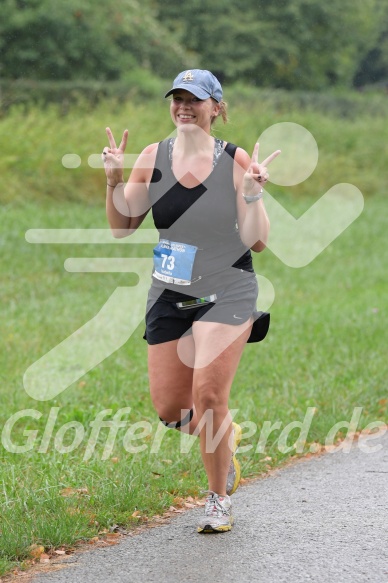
[{"xmin": 102, "ymin": 127, "xmax": 128, "ymax": 186}]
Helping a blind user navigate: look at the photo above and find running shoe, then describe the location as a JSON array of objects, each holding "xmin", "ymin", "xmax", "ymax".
[
  {"xmin": 226, "ymin": 422, "xmax": 242, "ymax": 496},
  {"xmin": 197, "ymin": 492, "xmax": 233, "ymax": 533}
]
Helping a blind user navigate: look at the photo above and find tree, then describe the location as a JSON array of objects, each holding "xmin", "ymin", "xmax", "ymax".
[
  {"xmin": 156, "ymin": 0, "xmax": 383, "ymax": 90},
  {"xmin": 0, "ymin": 0, "xmax": 191, "ymax": 80},
  {"xmin": 353, "ymin": 0, "xmax": 388, "ymax": 87},
  {"xmin": 0, "ymin": 0, "xmax": 385, "ymax": 90}
]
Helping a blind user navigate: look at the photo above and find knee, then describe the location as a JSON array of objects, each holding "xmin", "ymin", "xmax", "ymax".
[
  {"xmin": 150, "ymin": 390, "xmax": 173, "ymax": 419},
  {"xmin": 159, "ymin": 408, "xmax": 193, "ymax": 430},
  {"xmin": 193, "ymin": 383, "xmax": 227, "ymax": 414},
  {"xmin": 150, "ymin": 395, "xmax": 166, "ymax": 420},
  {"xmin": 151, "ymin": 396, "xmax": 190, "ymax": 426}
]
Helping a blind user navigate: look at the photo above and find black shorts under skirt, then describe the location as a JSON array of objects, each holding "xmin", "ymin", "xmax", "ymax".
[{"xmin": 143, "ymin": 275, "xmax": 270, "ymax": 345}]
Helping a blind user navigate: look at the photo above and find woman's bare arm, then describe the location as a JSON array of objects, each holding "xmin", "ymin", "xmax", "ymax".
[
  {"xmin": 234, "ymin": 143, "xmax": 280, "ymax": 252},
  {"xmin": 103, "ymin": 127, "xmax": 157, "ymax": 238}
]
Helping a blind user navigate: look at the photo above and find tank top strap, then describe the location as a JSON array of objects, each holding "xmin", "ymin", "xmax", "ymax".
[
  {"xmin": 224, "ymin": 142, "xmax": 238, "ymax": 158},
  {"xmin": 150, "ymin": 139, "xmax": 170, "ymax": 185}
]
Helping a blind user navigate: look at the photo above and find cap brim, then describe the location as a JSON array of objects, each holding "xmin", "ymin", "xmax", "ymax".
[{"xmin": 164, "ymin": 84, "xmax": 212, "ymax": 100}]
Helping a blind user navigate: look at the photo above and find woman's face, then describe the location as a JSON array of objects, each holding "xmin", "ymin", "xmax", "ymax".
[{"xmin": 170, "ymin": 89, "xmax": 220, "ymax": 133}]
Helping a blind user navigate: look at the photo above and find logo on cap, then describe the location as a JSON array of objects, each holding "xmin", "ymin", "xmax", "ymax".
[{"xmin": 183, "ymin": 71, "xmax": 194, "ymax": 82}]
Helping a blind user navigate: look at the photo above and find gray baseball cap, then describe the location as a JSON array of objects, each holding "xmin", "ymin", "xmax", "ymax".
[{"xmin": 165, "ymin": 69, "xmax": 223, "ymax": 102}]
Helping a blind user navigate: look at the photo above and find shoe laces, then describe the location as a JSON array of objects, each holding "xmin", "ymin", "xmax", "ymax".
[{"xmin": 201, "ymin": 490, "xmax": 231, "ymax": 517}]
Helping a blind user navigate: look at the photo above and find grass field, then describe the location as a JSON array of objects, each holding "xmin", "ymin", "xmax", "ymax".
[{"xmin": 0, "ymin": 90, "xmax": 387, "ymax": 575}]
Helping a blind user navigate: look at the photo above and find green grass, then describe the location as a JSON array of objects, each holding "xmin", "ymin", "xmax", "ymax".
[
  {"xmin": 1, "ymin": 87, "xmax": 387, "ymax": 206},
  {"xmin": 0, "ymin": 93, "xmax": 387, "ymax": 575}
]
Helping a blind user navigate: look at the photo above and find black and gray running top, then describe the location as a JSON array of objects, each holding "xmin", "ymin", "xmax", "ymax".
[{"xmin": 148, "ymin": 138, "xmax": 254, "ymax": 297}]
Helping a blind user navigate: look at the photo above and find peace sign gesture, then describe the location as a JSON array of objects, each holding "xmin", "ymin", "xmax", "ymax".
[
  {"xmin": 243, "ymin": 142, "xmax": 281, "ymax": 195},
  {"xmin": 102, "ymin": 127, "xmax": 128, "ymax": 186}
]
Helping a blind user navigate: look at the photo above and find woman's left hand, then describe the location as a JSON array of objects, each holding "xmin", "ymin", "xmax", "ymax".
[{"xmin": 243, "ymin": 142, "xmax": 281, "ymax": 195}]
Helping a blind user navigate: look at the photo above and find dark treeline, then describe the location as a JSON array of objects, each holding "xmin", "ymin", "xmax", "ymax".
[{"xmin": 1, "ymin": 0, "xmax": 387, "ymax": 90}]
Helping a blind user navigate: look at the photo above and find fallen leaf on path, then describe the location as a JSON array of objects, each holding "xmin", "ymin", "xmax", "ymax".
[
  {"xmin": 104, "ymin": 533, "xmax": 120, "ymax": 541},
  {"xmin": 309, "ymin": 442, "xmax": 323, "ymax": 453}
]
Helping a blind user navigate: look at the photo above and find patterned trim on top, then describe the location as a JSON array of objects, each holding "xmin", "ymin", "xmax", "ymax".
[{"xmin": 168, "ymin": 138, "xmax": 225, "ymax": 170}]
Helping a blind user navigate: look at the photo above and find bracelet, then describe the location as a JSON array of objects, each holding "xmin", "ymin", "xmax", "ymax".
[
  {"xmin": 107, "ymin": 182, "xmax": 118, "ymax": 188},
  {"xmin": 242, "ymin": 190, "xmax": 263, "ymax": 204}
]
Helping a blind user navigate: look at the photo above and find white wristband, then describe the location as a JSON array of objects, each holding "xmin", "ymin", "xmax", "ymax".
[{"xmin": 242, "ymin": 190, "xmax": 263, "ymax": 203}]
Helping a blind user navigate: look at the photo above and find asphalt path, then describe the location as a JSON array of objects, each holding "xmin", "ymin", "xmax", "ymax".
[{"xmin": 32, "ymin": 431, "xmax": 388, "ymax": 583}]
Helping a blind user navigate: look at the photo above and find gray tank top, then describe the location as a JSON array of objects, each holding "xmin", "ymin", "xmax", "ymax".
[{"xmin": 148, "ymin": 138, "xmax": 253, "ymax": 297}]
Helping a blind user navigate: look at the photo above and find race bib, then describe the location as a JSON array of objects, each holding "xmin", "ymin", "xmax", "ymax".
[{"xmin": 153, "ymin": 239, "xmax": 198, "ymax": 285}]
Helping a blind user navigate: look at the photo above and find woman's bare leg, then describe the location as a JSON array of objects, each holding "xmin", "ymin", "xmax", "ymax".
[
  {"xmin": 148, "ymin": 335, "xmax": 198, "ymax": 432},
  {"xmin": 191, "ymin": 321, "xmax": 252, "ymax": 495}
]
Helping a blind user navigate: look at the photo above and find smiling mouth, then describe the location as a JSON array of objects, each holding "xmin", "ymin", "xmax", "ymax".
[{"xmin": 178, "ymin": 115, "xmax": 195, "ymax": 120}]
